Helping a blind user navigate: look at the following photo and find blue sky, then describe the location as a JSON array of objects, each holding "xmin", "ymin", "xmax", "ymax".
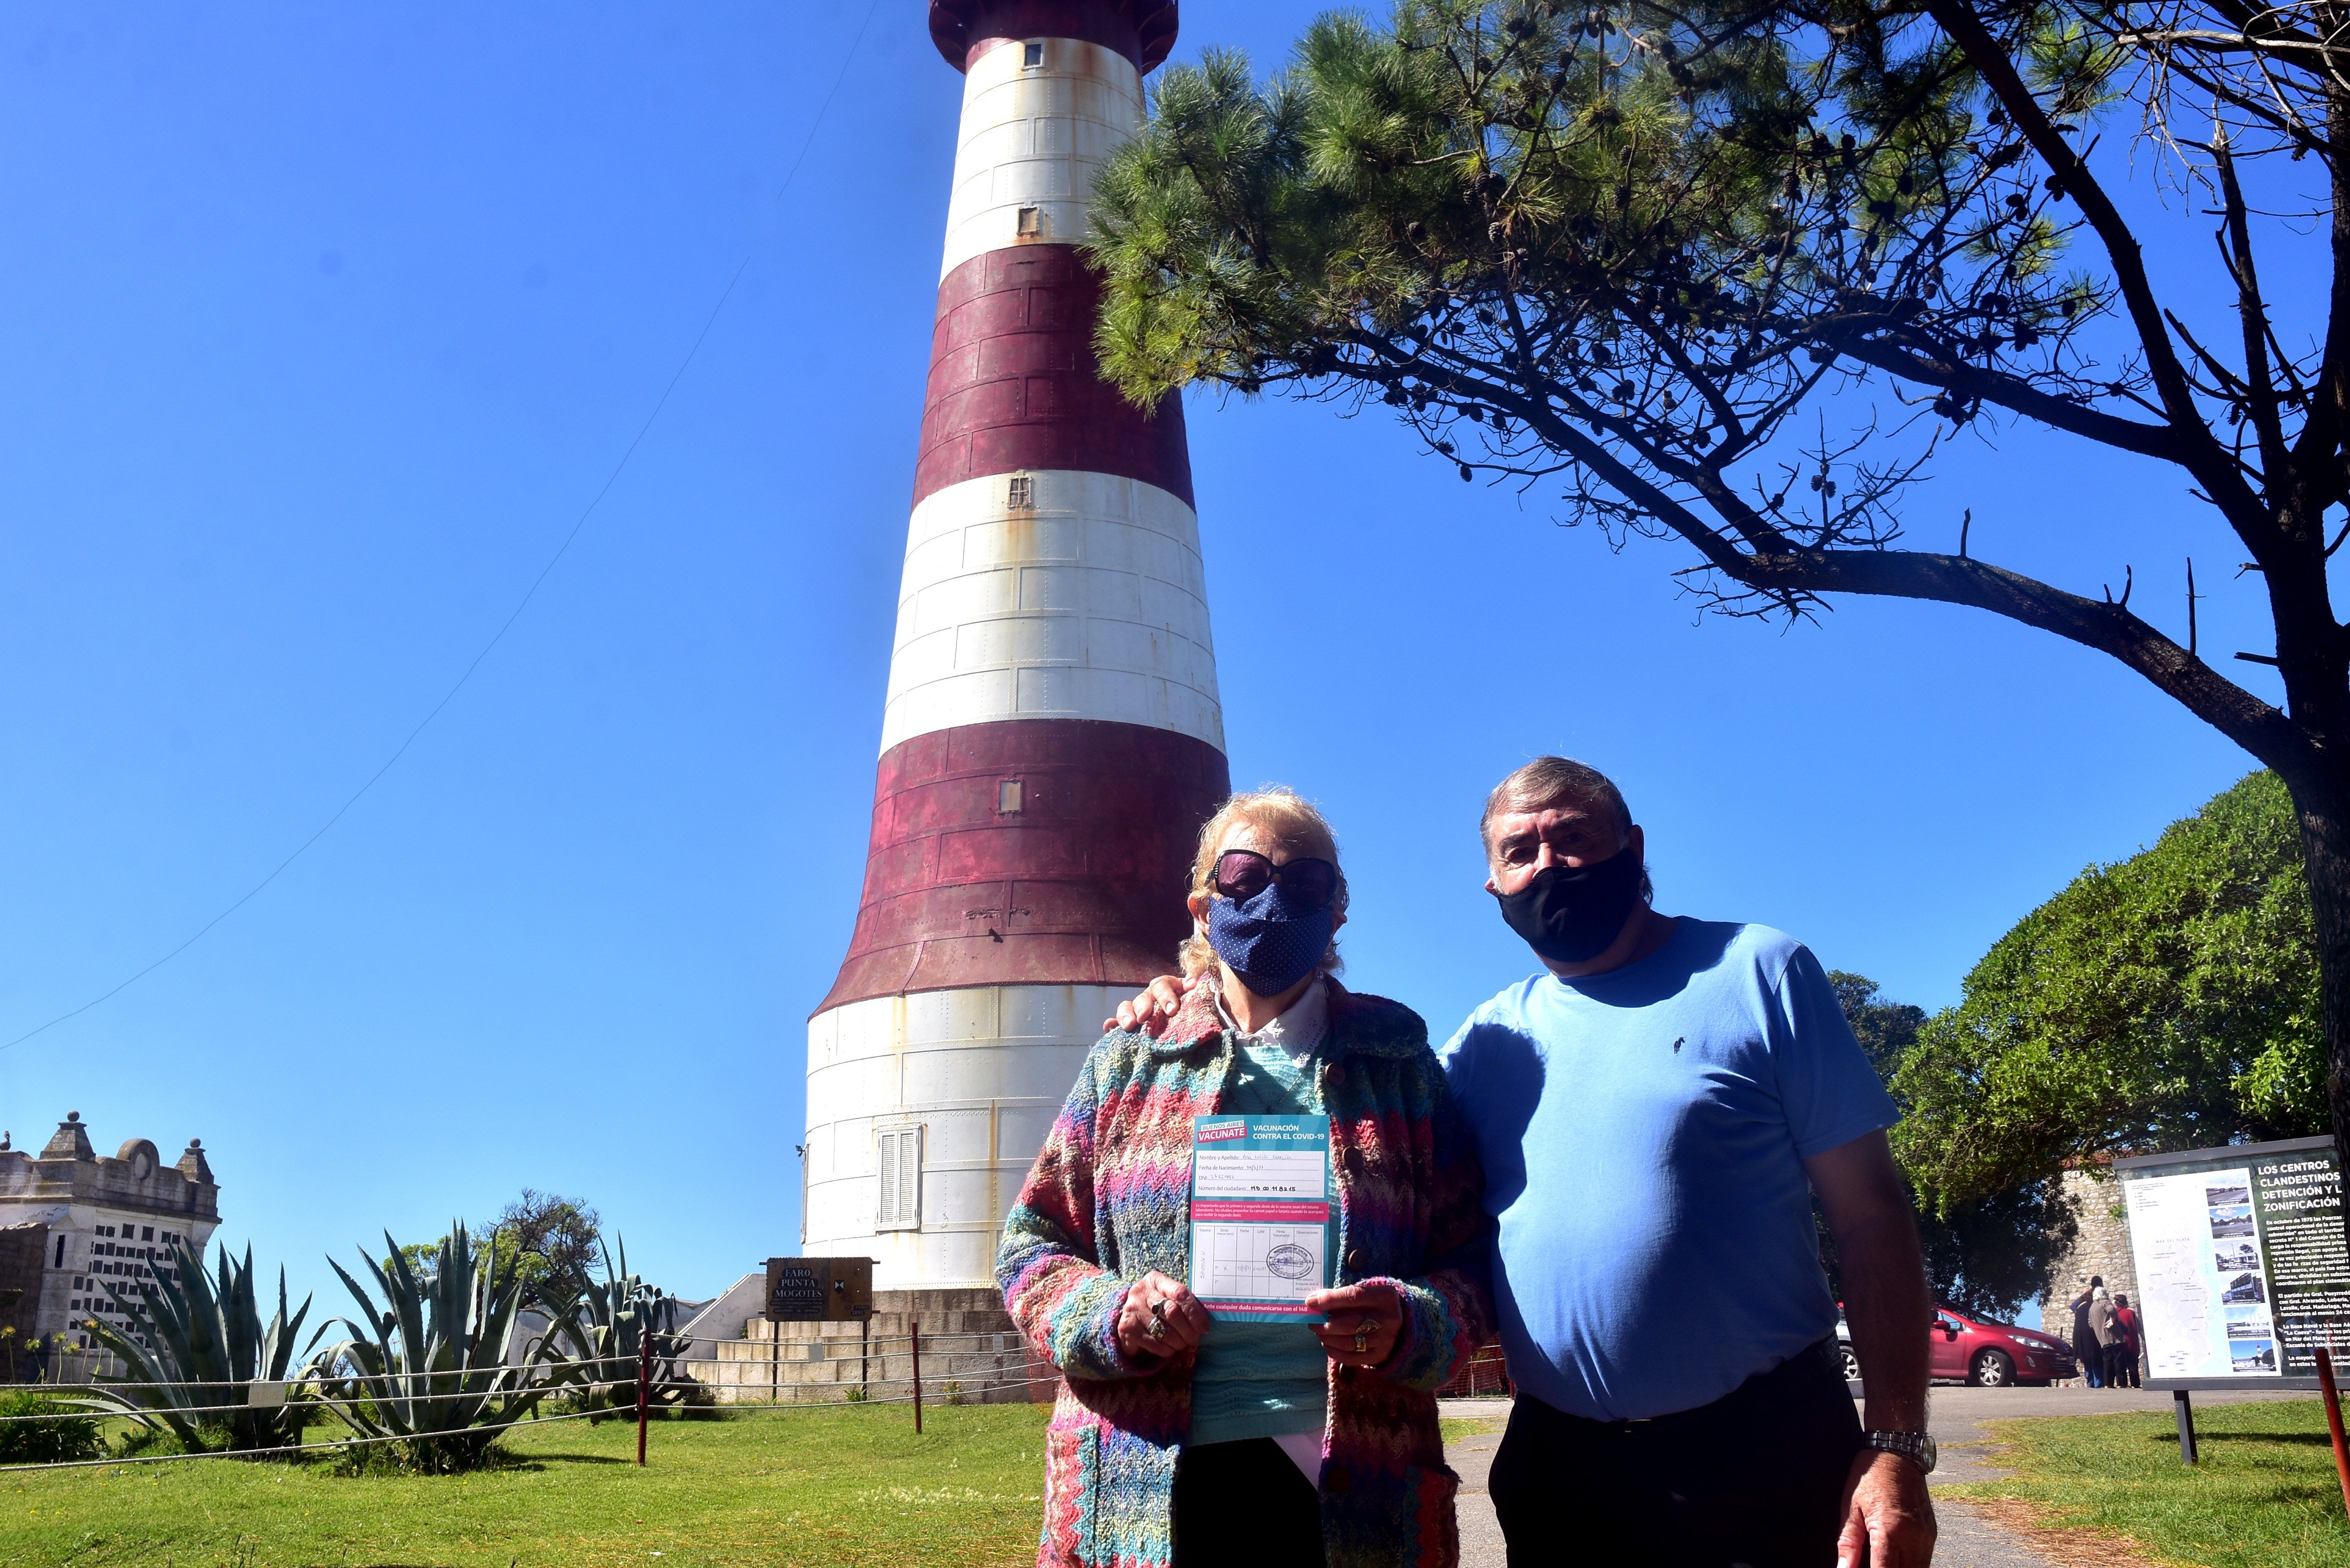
[{"xmin": 0, "ymin": 2, "xmax": 2294, "ymax": 1304}]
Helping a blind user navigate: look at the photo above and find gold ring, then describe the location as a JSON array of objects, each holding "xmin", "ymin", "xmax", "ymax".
[
  {"xmin": 1150, "ymin": 1298, "xmax": 1167, "ymax": 1321},
  {"xmin": 1353, "ymin": 1331, "xmax": 1369, "ymax": 1353},
  {"xmin": 1148, "ymin": 1316, "xmax": 1167, "ymax": 1341}
]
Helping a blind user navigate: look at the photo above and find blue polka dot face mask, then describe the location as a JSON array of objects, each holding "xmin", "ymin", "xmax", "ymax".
[{"xmin": 1205, "ymin": 850, "xmax": 1339, "ymax": 999}]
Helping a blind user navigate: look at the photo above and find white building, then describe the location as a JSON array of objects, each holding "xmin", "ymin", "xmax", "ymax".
[{"xmin": 0, "ymin": 1112, "xmax": 220, "ymax": 1377}]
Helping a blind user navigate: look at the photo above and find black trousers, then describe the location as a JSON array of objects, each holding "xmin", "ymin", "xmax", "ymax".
[
  {"xmin": 2105, "ymin": 1342, "xmax": 2139, "ymax": 1387},
  {"xmin": 1172, "ymin": 1437, "xmax": 1325, "ymax": 1568},
  {"xmin": 1489, "ymin": 1339, "xmax": 1862, "ymax": 1568}
]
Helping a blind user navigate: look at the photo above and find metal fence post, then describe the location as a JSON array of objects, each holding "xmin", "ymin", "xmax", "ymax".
[
  {"xmin": 912, "ymin": 1319, "xmax": 923, "ymax": 1435},
  {"xmin": 637, "ymin": 1317, "xmax": 652, "ymax": 1467},
  {"xmin": 2318, "ymin": 1347, "xmax": 2350, "ymax": 1513}
]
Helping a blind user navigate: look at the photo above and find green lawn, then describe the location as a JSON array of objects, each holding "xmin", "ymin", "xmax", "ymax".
[
  {"xmin": 2, "ymin": 1404, "xmax": 1055, "ymax": 1567},
  {"xmin": 1950, "ymin": 1397, "xmax": 2350, "ymax": 1567}
]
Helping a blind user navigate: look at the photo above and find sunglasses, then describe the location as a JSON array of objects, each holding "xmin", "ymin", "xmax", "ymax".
[{"xmin": 1212, "ymin": 850, "xmax": 1340, "ymax": 910}]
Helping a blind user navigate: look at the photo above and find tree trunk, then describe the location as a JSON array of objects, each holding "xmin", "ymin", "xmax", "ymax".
[{"xmin": 2286, "ymin": 768, "xmax": 2350, "ymax": 1224}]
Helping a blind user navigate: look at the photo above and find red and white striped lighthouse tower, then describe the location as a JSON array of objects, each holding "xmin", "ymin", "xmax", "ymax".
[{"xmin": 803, "ymin": 0, "xmax": 1227, "ymax": 1291}]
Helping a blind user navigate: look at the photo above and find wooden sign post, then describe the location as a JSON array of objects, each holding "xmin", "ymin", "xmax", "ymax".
[{"xmin": 763, "ymin": 1257, "xmax": 874, "ymax": 1323}]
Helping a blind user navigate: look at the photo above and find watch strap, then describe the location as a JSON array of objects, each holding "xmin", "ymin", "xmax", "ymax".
[{"xmin": 1861, "ymin": 1429, "xmax": 1937, "ymax": 1473}]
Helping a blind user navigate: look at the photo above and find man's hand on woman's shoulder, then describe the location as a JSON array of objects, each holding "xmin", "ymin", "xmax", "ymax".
[{"xmin": 1104, "ymin": 974, "xmax": 1194, "ymax": 1035}]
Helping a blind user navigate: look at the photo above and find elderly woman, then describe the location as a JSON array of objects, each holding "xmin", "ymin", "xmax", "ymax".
[{"xmin": 996, "ymin": 788, "xmax": 1492, "ymax": 1568}]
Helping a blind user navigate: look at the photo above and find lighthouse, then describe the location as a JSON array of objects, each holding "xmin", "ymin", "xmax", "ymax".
[{"xmin": 803, "ymin": 0, "xmax": 1227, "ymax": 1292}]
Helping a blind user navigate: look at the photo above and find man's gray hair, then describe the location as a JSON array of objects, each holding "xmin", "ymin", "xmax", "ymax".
[
  {"xmin": 1479, "ymin": 757, "xmax": 1654, "ymax": 902},
  {"xmin": 1480, "ymin": 757, "xmax": 1632, "ymax": 854}
]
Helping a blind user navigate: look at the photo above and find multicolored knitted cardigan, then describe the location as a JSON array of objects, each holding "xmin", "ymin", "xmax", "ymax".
[{"xmin": 996, "ymin": 982, "xmax": 1494, "ymax": 1568}]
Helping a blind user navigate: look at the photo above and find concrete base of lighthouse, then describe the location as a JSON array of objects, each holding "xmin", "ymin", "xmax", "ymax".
[{"xmin": 683, "ymin": 1289, "xmax": 1051, "ymax": 1405}]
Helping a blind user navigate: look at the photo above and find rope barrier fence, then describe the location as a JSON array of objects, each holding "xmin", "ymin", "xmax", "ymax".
[
  {"xmin": 0, "ymin": 1319, "xmax": 1064, "ymax": 1473},
  {"xmin": 0, "ymin": 1383, "xmax": 643, "ymax": 1424},
  {"xmin": 21, "ymin": 1353, "xmax": 648, "ymax": 1398},
  {"xmin": 23, "ymin": 1330, "xmax": 1030, "ymax": 1393},
  {"xmin": 0, "ymin": 1366, "xmax": 1054, "ymax": 1474},
  {"xmin": 0, "ymin": 1406, "xmax": 616, "ymax": 1475}
]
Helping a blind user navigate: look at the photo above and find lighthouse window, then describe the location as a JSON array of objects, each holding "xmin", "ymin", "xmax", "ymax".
[
  {"xmin": 1022, "ymin": 41, "xmax": 1043, "ymax": 67},
  {"xmin": 998, "ymin": 779, "xmax": 1024, "ymax": 814},
  {"xmin": 1007, "ymin": 474, "xmax": 1033, "ymax": 509},
  {"xmin": 1016, "ymin": 206, "xmax": 1043, "ymax": 237},
  {"xmin": 876, "ymin": 1127, "xmax": 924, "ymax": 1231}
]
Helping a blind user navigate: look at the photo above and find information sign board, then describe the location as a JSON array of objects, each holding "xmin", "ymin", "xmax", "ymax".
[
  {"xmin": 1187, "ymin": 1114, "xmax": 1333, "ymax": 1323},
  {"xmin": 764, "ymin": 1256, "xmax": 872, "ymax": 1323},
  {"xmin": 2117, "ymin": 1135, "xmax": 2348, "ymax": 1388}
]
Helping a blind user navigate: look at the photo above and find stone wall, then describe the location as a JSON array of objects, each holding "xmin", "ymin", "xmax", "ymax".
[
  {"xmin": 2038, "ymin": 1162, "xmax": 2138, "ymax": 1353},
  {"xmin": 681, "ymin": 1287, "xmax": 1051, "ymax": 1406},
  {"xmin": 0, "ymin": 1223, "xmax": 45, "ymax": 1380}
]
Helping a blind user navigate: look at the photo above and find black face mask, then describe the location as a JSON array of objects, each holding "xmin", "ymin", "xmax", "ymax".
[{"xmin": 1493, "ymin": 847, "xmax": 1645, "ymax": 964}]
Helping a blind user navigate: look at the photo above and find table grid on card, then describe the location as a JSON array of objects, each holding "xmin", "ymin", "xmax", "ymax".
[{"xmin": 1199, "ymin": 1223, "xmax": 1324, "ymax": 1304}]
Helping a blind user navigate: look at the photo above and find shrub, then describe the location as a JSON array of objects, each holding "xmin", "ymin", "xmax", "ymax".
[
  {"xmin": 110, "ymin": 1423, "xmax": 188, "ymax": 1460},
  {"xmin": 545, "ymin": 1238, "xmax": 692, "ymax": 1416},
  {"xmin": 85, "ymin": 1240, "xmax": 319, "ymax": 1454},
  {"xmin": 0, "ymin": 1392, "xmax": 103, "ymax": 1465},
  {"xmin": 314, "ymin": 1224, "xmax": 568, "ymax": 1473}
]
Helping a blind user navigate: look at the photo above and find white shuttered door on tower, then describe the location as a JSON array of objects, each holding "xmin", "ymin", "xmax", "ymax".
[{"xmin": 875, "ymin": 1126, "xmax": 924, "ymax": 1232}]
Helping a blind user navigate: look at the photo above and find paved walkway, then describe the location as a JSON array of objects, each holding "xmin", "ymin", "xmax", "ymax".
[{"xmin": 1439, "ymin": 1384, "xmax": 2312, "ymax": 1565}]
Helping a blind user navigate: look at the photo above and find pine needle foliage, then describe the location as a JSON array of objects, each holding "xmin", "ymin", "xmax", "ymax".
[
  {"xmin": 1090, "ymin": 0, "xmax": 2116, "ymax": 615},
  {"xmin": 1096, "ymin": 0, "xmax": 2350, "ymax": 1198}
]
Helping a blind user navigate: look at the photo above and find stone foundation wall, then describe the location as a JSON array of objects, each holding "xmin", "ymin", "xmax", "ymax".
[{"xmin": 681, "ymin": 1287, "xmax": 1052, "ymax": 1405}]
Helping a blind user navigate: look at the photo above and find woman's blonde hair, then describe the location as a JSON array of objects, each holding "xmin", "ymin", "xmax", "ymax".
[{"xmin": 1178, "ymin": 787, "xmax": 1350, "ymax": 981}]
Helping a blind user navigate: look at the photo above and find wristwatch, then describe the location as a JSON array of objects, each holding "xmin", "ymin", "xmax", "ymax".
[{"xmin": 1861, "ymin": 1430, "xmax": 1937, "ymax": 1473}]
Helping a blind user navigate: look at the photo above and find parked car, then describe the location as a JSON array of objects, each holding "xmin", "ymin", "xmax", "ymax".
[
  {"xmin": 1932, "ymin": 1306, "xmax": 2077, "ymax": 1385},
  {"xmin": 1836, "ymin": 1305, "xmax": 2078, "ymax": 1387}
]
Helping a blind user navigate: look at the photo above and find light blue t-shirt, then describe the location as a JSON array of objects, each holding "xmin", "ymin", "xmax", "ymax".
[{"xmin": 1440, "ymin": 919, "xmax": 1897, "ymax": 1421}]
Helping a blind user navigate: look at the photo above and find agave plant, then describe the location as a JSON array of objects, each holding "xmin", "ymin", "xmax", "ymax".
[
  {"xmin": 313, "ymin": 1223, "xmax": 567, "ymax": 1472},
  {"xmin": 549, "ymin": 1237, "xmax": 692, "ymax": 1414},
  {"xmin": 84, "ymin": 1240, "xmax": 318, "ymax": 1452}
]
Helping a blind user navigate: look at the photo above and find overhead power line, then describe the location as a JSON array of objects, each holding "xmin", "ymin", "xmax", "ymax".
[{"xmin": 3, "ymin": 0, "xmax": 883, "ymax": 1052}]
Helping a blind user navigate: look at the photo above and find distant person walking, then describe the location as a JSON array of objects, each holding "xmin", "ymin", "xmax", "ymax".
[
  {"xmin": 2069, "ymin": 1279, "xmax": 2106, "ymax": 1387},
  {"xmin": 2090, "ymin": 1283, "xmax": 2120, "ymax": 1387},
  {"xmin": 2109, "ymin": 1294, "xmax": 2142, "ymax": 1387}
]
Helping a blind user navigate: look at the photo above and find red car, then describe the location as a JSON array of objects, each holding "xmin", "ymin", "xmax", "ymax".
[
  {"xmin": 1931, "ymin": 1305, "xmax": 2076, "ymax": 1386},
  {"xmin": 1836, "ymin": 1305, "xmax": 2078, "ymax": 1387}
]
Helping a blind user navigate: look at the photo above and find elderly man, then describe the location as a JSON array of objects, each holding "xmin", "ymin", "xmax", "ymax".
[{"xmin": 1114, "ymin": 758, "xmax": 1936, "ymax": 1567}]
